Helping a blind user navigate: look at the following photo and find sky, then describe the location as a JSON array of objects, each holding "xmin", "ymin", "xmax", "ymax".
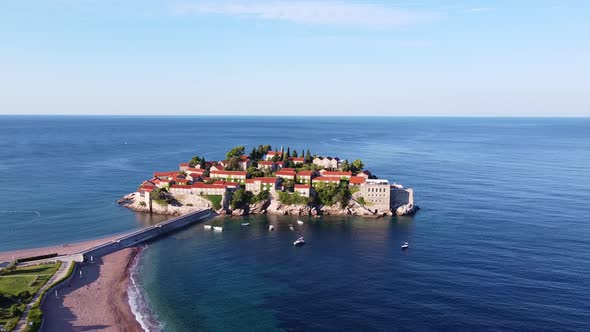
[{"xmin": 0, "ymin": 0, "xmax": 589, "ymax": 116}]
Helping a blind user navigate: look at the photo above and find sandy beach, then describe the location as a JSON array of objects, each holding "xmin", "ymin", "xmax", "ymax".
[
  {"xmin": 41, "ymin": 248, "xmax": 143, "ymax": 332},
  {"xmin": 0, "ymin": 234, "xmax": 127, "ymax": 263}
]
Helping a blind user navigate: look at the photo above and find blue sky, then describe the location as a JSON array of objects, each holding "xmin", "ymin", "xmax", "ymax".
[{"xmin": 1, "ymin": 1, "xmax": 589, "ymax": 116}]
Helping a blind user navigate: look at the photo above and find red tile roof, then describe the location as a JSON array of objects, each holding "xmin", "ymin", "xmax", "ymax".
[
  {"xmin": 187, "ymin": 167, "xmax": 206, "ymax": 173},
  {"xmin": 191, "ymin": 183, "xmax": 228, "ymax": 189},
  {"xmin": 313, "ymin": 177, "xmax": 341, "ymax": 183},
  {"xmin": 267, "ymin": 151, "xmax": 282, "ymax": 155},
  {"xmin": 276, "ymin": 171, "xmax": 296, "ymax": 177},
  {"xmin": 291, "ymin": 157, "xmax": 305, "ymax": 162},
  {"xmin": 245, "ymin": 179, "xmax": 256, "ymax": 184},
  {"xmin": 179, "ymin": 163, "xmax": 190, "ymax": 167},
  {"xmin": 294, "ymin": 184, "xmax": 311, "ymax": 189},
  {"xmin": 258, "ymin": 161, "xmax": 275, "ymax": 165},
  {"xmin": 281, "ymin": 168, "xmax": 296, "ymax": 172},
  {"xmin": 322, "ymin": 171, "xmax": 352, "ymax": 177},
  {"xmin": 297, "ymin": 171, "xmax": 314, "ymax": 176},
  {"xmin": 170, "ymin": 184, "xmax": 191, "ymax": 189},
  {"xmin": 210, "ymin": 170, "xmax": 247, "ymax": 176},
  {"xmin": 154, "ymin": 171, "xmax": 179, "ymax": 177},
  {"xmin": 349, "ymin": 176, "xmax": 366, "ymax": 184},
  {"xmin": 260, "ymin": 177, "xmax": 277, "ymax": 184}
]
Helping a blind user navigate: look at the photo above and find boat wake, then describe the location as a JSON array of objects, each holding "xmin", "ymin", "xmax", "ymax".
[{"xmin": 128, "ymin": 251, "xmax": 164, "ymax": 332}]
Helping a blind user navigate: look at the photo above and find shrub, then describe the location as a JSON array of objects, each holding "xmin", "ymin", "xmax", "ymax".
[
  {"xmin": 357, "ymin": 196, "xmax": 366, "ymax": 205},
  {"xmin": 314, "ymin": 182, "xmax": 351, "ymax": 207},
  {"xmin": 230, "ymin": 189, "xmax": 253, "ymax": 209},
  {"xmin": 278, "ymin": 191, "xmax": 310, "ymax": 205},
  {"xmin": 186, "ymin": 203, "xmax": 193, "ymax": 207},
  {"xmin": 139, "ymin": 201, "xmax": 147, "ymax": 207},
  {"xmin": 251, "ymin": 190, "xmax": 270, "ymax": 204}
]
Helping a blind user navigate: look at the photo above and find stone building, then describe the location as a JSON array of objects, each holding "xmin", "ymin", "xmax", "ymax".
[
  {"xmin": 210, "ymin": 170, "xmax": 247, "ymax": 183},
  {"xmin": 358, "ymin": 179, "xmax": 391, "ymax": 211},
  {"xmin": 313, "ymin": 156, "xmax": 341, "ymax": 169}
]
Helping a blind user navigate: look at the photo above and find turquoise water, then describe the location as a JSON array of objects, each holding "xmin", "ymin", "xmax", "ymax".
[{"xmin": 1, "ymin": 116, "xmax": 589, "ymax": 330}]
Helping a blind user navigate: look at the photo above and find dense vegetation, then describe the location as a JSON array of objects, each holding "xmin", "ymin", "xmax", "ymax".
[
  {"xmin": 278, "ymin": 191, "xmax": 312, "ymax": 205},
  {"xmin": 230, "ymin": 189, "xmax": 271, "ymax": 209},
  {"xmin": 314, "ymin": 182, "xmax": 351, "ymax": 207},
  {"xmin": 150, "ymin": 187, "xmax": 174, "ymax": 206}
]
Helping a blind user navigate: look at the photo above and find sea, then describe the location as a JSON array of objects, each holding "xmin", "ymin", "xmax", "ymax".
[{"xmin": 0, "ymin": 116, "xmax": 589, "ymax": 331}]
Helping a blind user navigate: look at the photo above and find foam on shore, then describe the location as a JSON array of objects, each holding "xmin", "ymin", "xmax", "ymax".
[{"xmin": 128, "ymin": 248, "xmax": 164, "ymax": 332}]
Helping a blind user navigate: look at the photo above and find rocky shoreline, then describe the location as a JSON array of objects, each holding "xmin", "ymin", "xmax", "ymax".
[{"xmin": 118, "ymin": 191, "xmax": 418, "ymax": 218}]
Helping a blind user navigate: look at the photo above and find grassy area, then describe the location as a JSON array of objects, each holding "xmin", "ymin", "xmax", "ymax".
[
  {"xmin": 0, "ymin": 262, "xmax": 60, "ymax": 331},
  {"xmin": 202, "ymin": 195, "xmax": 223, "ymax": 210}
]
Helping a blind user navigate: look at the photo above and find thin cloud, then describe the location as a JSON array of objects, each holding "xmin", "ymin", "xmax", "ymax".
[{"xmin": 172, "ymin": 1, "xmax": 440, "ymax": 27}]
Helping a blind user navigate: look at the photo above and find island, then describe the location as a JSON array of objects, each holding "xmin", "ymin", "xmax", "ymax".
[{"xmin": 119, "ymin": 145, "xmax": 418, "ymax": 218}]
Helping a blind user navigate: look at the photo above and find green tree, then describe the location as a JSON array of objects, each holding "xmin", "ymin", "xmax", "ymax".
[
  {"xmin": 340, "ymin": 159, "xmax": 350, "ymax": 171},
  {"xmin": 225, "ymin": 156, "xmax": 242, "ymax": 171},
  {"xmin": 286, "ymin": 147, "xmax": 291, "ymax": 158},
  {"xmin": 247, "ymin": 166, "xmax": 264, "ymax": 178},
  {"xmin": 292, "ymin": 149, "xmax": 298, "ymax": 157},
  {"xmin": 230, "ymin": 188, "xmax": 253, "ymax": 209},
  {"xmin": 190, "ymin": 155, "xmax": 205, "ymax": 168},
  {"xmin": 305, "ymin": 149, "xmax": 312, "ymax": 163},
  {"xmin": 351, "ymin": 159, "xmax": 365, "ymax": 173},
  {"xmin": 226, "ymin": 146, "xmax": 245, "ymax": 160}
]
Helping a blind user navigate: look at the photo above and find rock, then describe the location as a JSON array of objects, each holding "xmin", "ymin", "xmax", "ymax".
[
  {"xmin": 396, "ymin": 204, "xmax": 419, "ymax": 216},
  {"xmin": 231, "ymin": 209, "xmax": 246, "ymax": 216}
]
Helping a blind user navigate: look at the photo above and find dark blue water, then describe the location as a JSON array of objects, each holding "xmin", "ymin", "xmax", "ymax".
[{"xmin": 1, "ymin": 116, "xmax": 589, "ymax": 331}]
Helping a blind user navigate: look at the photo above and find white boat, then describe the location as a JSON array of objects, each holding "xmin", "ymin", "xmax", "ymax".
[
  {"xmin": 289, "ymin": 225, "xmax": 294, "ymax": 231},
  {"xmin": 401, "ymin": 242, "xmax": 409, "ymax": 250},
  {"xmin": 213, "ymin": 226, "xmax": 223, "ymax": 231},
  {"xmin": 297, "ymin": 220, "xmax": 304, "ymax": 225},
  {"xmin": 203, "ymin": 225, "xmax": 212, "ymax": 230},
  {"xmin": 293, "ymin": 237, "xmax": 305, "ymax": 246},
  {"xmin": 269, "ymin": 225, "xmax": 274, "ymax": 231},
  {"xmin": 241, "ymin": 222, "xmax": 250, "ymax": 226}
]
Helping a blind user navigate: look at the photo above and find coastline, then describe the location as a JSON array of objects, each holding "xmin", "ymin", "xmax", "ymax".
[{"xmin": 41, "ymin": 248, "xmax": 143, "ymax": 332}]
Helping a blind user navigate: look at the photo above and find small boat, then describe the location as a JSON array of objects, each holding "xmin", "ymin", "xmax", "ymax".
[
  {"xmin": 401, "ymin": 242, "xmax": 409, "ymax": 250},
  {"xmin": 297, "ymin": 220, "xmax": 304, "ymax": 225},
  {"xmin": 203, "ymin": 225, "xmax": 212, "ymax": 230},
  {"xmin": 289, "ymin": 225, "xmax": 294, "ymax": 231},
  {"xmin": 293, "ymin": 237, "xmax": 305, "ymax": 246},
  {"xmin": 213, "ymin": 226, "xmax": 223, "ymax": 231},
  {"xmin": 269, "ymin": 225, "xmax": 274, "ymax": 231},
  {"xmin": 241, "ymin": 222, "xmax": 250, "ymax": 226}
]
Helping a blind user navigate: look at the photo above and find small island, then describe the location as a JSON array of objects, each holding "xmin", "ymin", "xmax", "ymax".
[{"xmin": 119, "ymin": 145, "xmax": 418, "ymax": 217}]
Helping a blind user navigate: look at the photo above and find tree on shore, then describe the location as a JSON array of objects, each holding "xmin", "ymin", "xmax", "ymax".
[
  {"xmin": 190, "ymin": 155, "xmax": 205, "ymax": 168},
  {"xmin": 292, "ymin": 149, "xmax": 298, "ymax": 157},
  {"xmin": 226, "ymin": 146, "xmax": 245, "ymax": 160},
  {"xmin": 305, "ymin": 149, "xmax": 312, "ymax": 163}
]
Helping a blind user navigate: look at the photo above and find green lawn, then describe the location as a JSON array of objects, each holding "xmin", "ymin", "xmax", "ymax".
[{"xmin": 0, "ymin": 262, "xmax": 60, "ymax": 331}]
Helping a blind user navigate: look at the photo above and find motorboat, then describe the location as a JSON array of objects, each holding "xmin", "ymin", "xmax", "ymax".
[
  {"xmin": 241, "ymin": 222, "xmax": 250, "ymax": 226},
  {"xmin": 269, "ymin": 225, "xmax": 274, "ymax": 231},
  {"xmin": 297, "ymin": 220, "xmax": 304, "ymax": 225},
  {"xmin": 401, "ymin": 242, "xmax": 409, "ymax": 250},
  {"xmin": 203, "ymin": 225, "xmax": 212, "ymax": 230},
  {"xmin": 213, "ymin": 226, "xmax": 223, "ymax": 231},
  {"xmin": 289, "ymin": 225, "xmax": 294, "ymax": 231},
  {"xmin": 293, "ymin": 237, "xmax": 306, "ymax": 246}
]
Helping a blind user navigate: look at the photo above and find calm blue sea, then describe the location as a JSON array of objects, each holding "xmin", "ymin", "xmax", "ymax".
[{"xmin": 1, "ymin": 116, "xmax": 589, "ymax": 331}]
